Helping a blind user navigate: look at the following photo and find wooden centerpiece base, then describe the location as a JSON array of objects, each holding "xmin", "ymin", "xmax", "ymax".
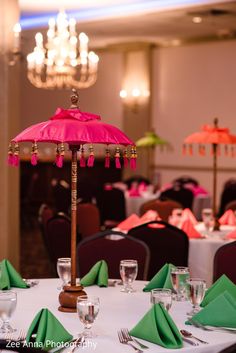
[{"xmin": 58, "ymin": 284, "xmax": 87, "ymax": 313}]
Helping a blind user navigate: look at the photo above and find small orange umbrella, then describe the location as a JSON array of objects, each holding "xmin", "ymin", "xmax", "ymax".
[{"xmin": 184, "ymin": 118, "xmax": 236, "ymax": 228}]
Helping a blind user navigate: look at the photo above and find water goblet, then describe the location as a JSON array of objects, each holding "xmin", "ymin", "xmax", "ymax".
[
  {"xmin": 0, "ymin": 291, "xmax": 17, "ymax": 333},
  {"xmin": 77, "ymin": 296, "xmax": 100, "ymax": 338},
  {"xmin": 186, "ymin": 278, "xmax": 206, "ymax": 316},
  {"xmin": 150, "ymin": 289, "xmax": 172, "ymax": 311},
  {"xmin": 202, "ymin": 208, "xmax": 213, "ymax": 232},
  {"xmin": 56, "ymin": 258, "xmax": 71, "ymax": 289},
  {"xmin": 120, "ymin": 259, "xmax": 138, "ymax": 293},
  {"xmin": 171, "ymin": 266, "xmax": 190, "ymax": 301}
]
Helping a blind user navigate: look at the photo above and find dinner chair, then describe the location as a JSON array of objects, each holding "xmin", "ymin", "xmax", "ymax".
[
  {"xmin": 96, "ymin": 187, "xmax": 126, "ymax": 228},
  {"xmin": 225, "ymin": 200, "xmax": 236, "ymax": 212},
  {"xmin": 44, "ymin": 213, "xmax": 72, "ymax": 273},
  {"xmin": 38, "ymin": 203, "xmax": 55, "ymax": 251},
  {"xmin": 160, "ymin": 183, "xmax": 194, "ymax": 210},
  {"xmin": 124, "ymin": 175, "xmax": 151, "ymax": 189},
  {"xmin": 77, "ymin": 230, "xmax": 150, "ymax": 280},
  {"xmin": 128, "ymin": 220, "xmax": 189, "ymax": 280},
  {"xmin": 213, "ymin": 241, "xmax": 236, "ymax": 284},
  {"xmin": 219, "ymin": 178, "xmax": 236, "ymax": 216},
  {"xmin": 140, "ymin": 199, "xmax": 182, "ymax": 222},
  {"xmin": 173, "ymin": 176, "xmax": 199, "ymax": 187},
  {"xmin": 77, "ymin": 202, "xmax": 101, "ymax": 238}
]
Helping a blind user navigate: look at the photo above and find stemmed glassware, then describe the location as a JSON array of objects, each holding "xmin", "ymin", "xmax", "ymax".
[
  {"xmin": 202, "ymin": 208, "xmax": 214, "ymax": 232},
  {"xmin": 171, "ymin": 266, "xmax": 190, "ymax": 301},
  {"xmin": 0, "ymin": 291, "xmax": 17, "ymax": 333},
  {"xmin": 119, "ymin": 260, "xmax": 138, "ymax": 293},
  {"xmin": 77, "ymin": 296, "xmax": 100, "ymax": 338},
  {"xmin": 186, "ymin": 278, "xmax": 206, "ymax": 316},
  {"xmin": 150, "ymin": 289, "xmax": 172, "ymax": 311},
  {"xmin": 56, "ymin": 258, "xmax": 71, "ymax": 289}
]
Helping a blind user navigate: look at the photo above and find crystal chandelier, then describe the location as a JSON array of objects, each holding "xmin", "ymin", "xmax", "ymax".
[{"xmin": 26, "ymin": 11, "xmax": 99, "ymax": 89}]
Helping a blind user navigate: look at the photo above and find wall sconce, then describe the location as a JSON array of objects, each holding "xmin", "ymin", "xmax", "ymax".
[
  {"xmin": 9, "ymin": 22, "xmax": 22, "ymax": 66},
  {"xmin": 119, "ymin": 87, "xmax": 150, "ymax": 113}
]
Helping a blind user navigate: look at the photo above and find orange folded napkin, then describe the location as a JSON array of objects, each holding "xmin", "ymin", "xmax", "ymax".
[
  {"xmin": 225, "ymin": 229, "xmax": 236, "ymax": 240},
  {"xmin": 181, "ymin": 219, "xmax": 203, "ymax": 239},
  {"xmin": 219, "ymin": 210, "xmax": 236, "ymax": 226},
  {"xmin": 140, "ymin": 210, "xmax": 159, "ymax": 223},
  {"xmin": 181, "ymin": 208, "xmax": 197, "ymax": 225},
  {"xmin": 117, "ymin": 214, "xmax": 141, "ymax": 231}
]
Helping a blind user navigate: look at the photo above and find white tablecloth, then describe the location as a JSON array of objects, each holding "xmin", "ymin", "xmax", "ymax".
[
  {"xmin": 188, "ymin": 223, "xmax": 235, "ymax": 287},
  {"xmin": 6, "ymin": 279, "xmax": 236, "ymax": 353}
]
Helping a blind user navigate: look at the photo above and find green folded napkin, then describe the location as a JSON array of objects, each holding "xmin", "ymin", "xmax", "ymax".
[
  {"xmin": 0, "ymin": 259, "xmax": 28, "ymax": 290},
  {"xmin": 201, "ymin": 274, "xmax": 236, "ymax": 307},
  {"xmin": 130, "ymin": 303, "xmax": 183, "ymax": 349},
  {"xmin": 187, "ymin": 291, "xmax": 236, "ymax": 328},
  {"xmin": 26, "ymin": 308, "xmax": 73, "ymax": 351},
  {"xmin": 143, "ymin": 263, "xmax": 175, "ymax": 292},
  {"xmin": 80, "ymin": 260, "xmax": 108, "ymax": 287}
]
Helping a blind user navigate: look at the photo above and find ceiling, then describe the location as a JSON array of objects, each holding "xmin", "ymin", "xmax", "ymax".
[{"xmin": 19, "ymin": 0, "xmax": 236, "ymax": 48}]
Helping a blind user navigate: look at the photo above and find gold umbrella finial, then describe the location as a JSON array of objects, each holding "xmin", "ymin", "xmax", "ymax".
[{"xmin": 70, "ymin": 88, "xmax": 79, "ymax": 109}]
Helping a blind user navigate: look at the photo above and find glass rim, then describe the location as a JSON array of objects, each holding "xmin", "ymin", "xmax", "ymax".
[
  {"xmin": 151, "ymin": 288, "xmax": 172, "ymax": 293},
  {"xmin": 77, "ymin": 295, "xmax": 99, "ymax": 302},
  {"xmin": 57, "ymin": 258, "xmax": 71, "ymax": 262},
  {"xmin": 0, "ymin": 290, "xmax": 17, "ymax": 297},
  {"xmin": 171, "ymin": 266, "xmax": 189, "ymax": 272},
  {"xmin": 187, "ymin": 278, "xmax": 206, "ymax": 283},
  {"xmin": 120, "ymin": 259, "xmax": 138, "ymax": 263}
]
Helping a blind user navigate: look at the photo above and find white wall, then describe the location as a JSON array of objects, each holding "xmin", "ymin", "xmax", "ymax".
[{"xmin": 152, "ymin": 40, "xmax": 236, "ymax": 206}]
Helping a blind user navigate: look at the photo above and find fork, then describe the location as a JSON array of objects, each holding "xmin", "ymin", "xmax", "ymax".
[
  {"xmin": 118, "ymin": 330, "xmax": 143, "ymax": 353},
  {"xmin": 17, "ymin": 330, "xmax": 27, "ymax": 342},
  {"xmin": 121, "ymin": 329, "xmax": 149, "ymax": 349},
  {"xmin": 189, "ymin": 319, "xmax": 236, "ymax": 334}
]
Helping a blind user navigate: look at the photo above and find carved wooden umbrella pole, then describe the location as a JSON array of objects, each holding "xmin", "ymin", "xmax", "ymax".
[
  {"xmin": 184, "ymin": 118, "xmax": 236, "ymax": 230},
  {"xmin": 8, "ymin": 89, "xmax": 136, "ymax": 312}
]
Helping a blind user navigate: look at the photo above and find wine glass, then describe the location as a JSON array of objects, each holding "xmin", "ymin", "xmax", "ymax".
[
  {"xmin": 119, "ymin": 259, "xmax": 138, "ymax": 293},
  {"xmin": 186, "ymin": 278, "xmax": 206, "ymax": 316},
  {"xmin": 171, "ymin": 266, "xmax": 190, "ymax": 301},
  {"xmin": 0, "ymin": 291, "xmax": 17, "ymax": 333},
  {"xmin": 202, "ymin": 208, "xmax": 213, "ymax": 232},
  {"xmin": 56, "ymin": 258, "xmax": 71, "ymax": 289},
  {"xmin": 150, "ymin": 289, "xmax": 172, "ymax": 311},
  {"xmin": 77, "ymin": 296, "xmax": 100, "ymax": 338}
]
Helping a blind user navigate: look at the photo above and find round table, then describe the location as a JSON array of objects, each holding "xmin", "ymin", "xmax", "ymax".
[{"xmin": 5, "ymin": 279, "xmax": 236, "ymax": 353}]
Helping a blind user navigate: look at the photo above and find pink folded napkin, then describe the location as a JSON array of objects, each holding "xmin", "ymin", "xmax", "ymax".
[
  {"xmin": 181, "ymin": 219, "xmax": 203, "ymax": 239},
  {"xmin": 117, "ymin": 214, "xmax": 141, "ymax": 231},
  {"xmin": 128, "ymin": 188, "xmax": 141, "ymax": 197},
  {"xmin": 224, "ymin": 229, "xmax": 236, "ymax": 240},
  {"xmin": 181, "ymin": 208, "xmax": 197, "ymax": 225},
  {"xmin": 140, "ymin": 210, "xmax": 159, "ymax": 223},
  {"xmin": 219, "ymin": 210, "xmax": 236, "ymax": 226}
]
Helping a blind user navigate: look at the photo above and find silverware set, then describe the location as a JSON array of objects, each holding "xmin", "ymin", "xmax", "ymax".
[
  {"xmin": 189, "ymin": 319, "xmax": 236, "ymax": 334},
  {"xmin": 118, "ymin": 329, "xmax": 144, "ymax": 353}
]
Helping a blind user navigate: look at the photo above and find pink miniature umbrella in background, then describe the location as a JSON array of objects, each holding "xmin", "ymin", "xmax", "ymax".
[
  {"xmin": 184, "ymin": 117, "xmax": 236, "ymax": 230},
  {"xmin": 8, "ymin": 89, "xmax": 137, "ymax": 312}
]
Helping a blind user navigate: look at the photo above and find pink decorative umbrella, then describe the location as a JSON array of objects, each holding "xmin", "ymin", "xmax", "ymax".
[
  {"xmin": 8, "ymin": 89, "xmax": 136, "ymax": 312},
  {"xmin": 184, "ymin": 117, "xmax": 236, "ymax": 229}
]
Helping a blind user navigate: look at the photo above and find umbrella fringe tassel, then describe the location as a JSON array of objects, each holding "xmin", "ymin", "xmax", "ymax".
[
  {"xmin": 80, "ymin": 146, "xmax": 86, "ymax": 167},
  {"xmin": 123, "ymin": 149, "xmax": 129, "ymax": 168},
  {"xmin": 87, "ymin": 145, "xmax": 95, "ymax": 167},
  {"xmin": 130, "ymin": 146, "xmax": 137, "ymax": 170},
  {"xmin": 105, "ymin": 148, "xmax": 110, "ymax": 168},
  {"xmin": 115, "ymin": 148, "xmax": 121, "ymax": 169}
]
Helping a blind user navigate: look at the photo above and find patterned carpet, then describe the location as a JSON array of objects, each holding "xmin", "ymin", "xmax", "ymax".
[{"xmin": 20, "ymin": 221, "xmax": 54, "ymax": 279}]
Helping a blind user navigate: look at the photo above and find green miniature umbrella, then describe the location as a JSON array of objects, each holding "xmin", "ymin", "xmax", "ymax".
[
  {"xmin": 26, "ymin": 308, "xmax": 73, "ymax": 351},
  {"xmin": 136, "ymin": 131, "xmax": 169, "ymax": 148},
  {"xmin": 143, "ymin": 263, "xmax": 175, "ymax": 292},
  {"xmin": 130, "ymin": 303, "xmax": 183, "ymax": 348},
  {"xmin": 0, "ymin": 259, "xmax": 28, "ymax": 290},
  {"xmin": 80, "ymin": 260, "xmax": 108, "ymax": 287}
]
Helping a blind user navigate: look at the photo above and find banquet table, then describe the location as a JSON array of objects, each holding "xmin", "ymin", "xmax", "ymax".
[
  {"xmin": 188, "ymin": 223, "xmax": 235, "ymax": 287},
  {"xmin": 6, "ymin": 279, "xmax": 236, "ymax": 353},
  {"xmin": 125, "ymin": 192, "xmax": 159, "ymax": 217}
]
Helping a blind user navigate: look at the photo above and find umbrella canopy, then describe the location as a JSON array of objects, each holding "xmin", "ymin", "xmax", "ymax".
[
  {"xmin": 184, "ymin": 118, "xmax": 236, "ymax": 227},
  {"xmin": 8, "ymin": 89, "xmax": 136, "ymax": 312},
  {"xmin": 136, "ymin": 131, "xmax": 169, "ymax": 148}
]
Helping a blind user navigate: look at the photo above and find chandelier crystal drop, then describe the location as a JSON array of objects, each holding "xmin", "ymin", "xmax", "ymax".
[{"xmin": 26, "ymin": 11, "xmax": 99, "ymax": 89}]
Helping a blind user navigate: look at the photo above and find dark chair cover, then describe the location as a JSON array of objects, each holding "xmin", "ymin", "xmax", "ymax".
[
  {"xmin": 140, "ymin": 199, "xmax": 182, "ymax": 222},
  {"xmin": 96, "ymin": 187, "xmax": 126, "ymax": 227},
  {"xmin": 225, "ymin": 200, "xmax": 236, "ymax": 212},
  {"xmin": 173, "ymin": 176, "xmax": 199, "ymax": 187},
  {"xmin": 218, "ymin": 343, "xmax": 236, "ymax": 353},
  {"xmin": 213, "ymin": 241, "xmax": 236, "ymax": 284},
  {"xmin": 77, "ymin": 230, "xmax": 150, "ymax": 280},
  {"xmin": 124, "ymin": 175, "xmax": 151, "ymax": 189},
  {"xmin": 219, "ymin": 179, "xmax": 236, "ymax": 216},
  {"xmin": 128, "ymin": 220, "xmax": 189, "ymax": 280},
  {"xmin": 160, "ymin": 184, "xmax": 194, "ymax": 209},
  {"xmin": 44, "ymin": 213, "xmax": 72, "ymax": 271},
  {"xmin": 77, "ymin": 203, "xmax": 100, "ymax": 238}
]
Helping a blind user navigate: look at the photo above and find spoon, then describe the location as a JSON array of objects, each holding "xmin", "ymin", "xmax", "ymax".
[{"xmin": 180, "ymin": 330, "xmax": 208, "ymax": 344}]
